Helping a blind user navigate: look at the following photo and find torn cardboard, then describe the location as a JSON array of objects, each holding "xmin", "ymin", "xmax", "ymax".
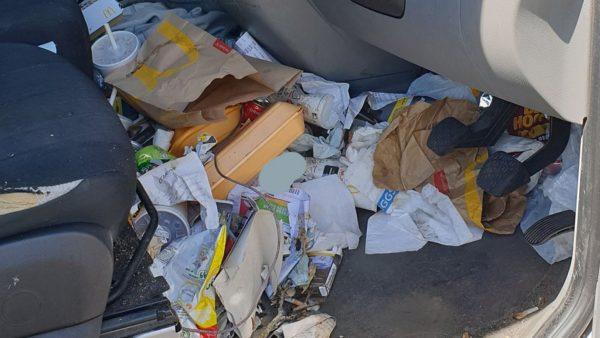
[
  {"xmin": 373, "ymin": 99, "xmax": 488, "ymax": 229},
  {"xmin": 107, "ymin": 13, "xmax": 301, "ymax": 128}
]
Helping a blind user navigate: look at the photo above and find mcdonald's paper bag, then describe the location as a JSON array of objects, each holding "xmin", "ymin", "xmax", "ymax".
[
  {"xmin": 373, "ymin": 99, "xmax": 488, "ymax": 229},
  {"xmin": 107, "ymin": 13, "xmax": 301, "ymax": 128}
]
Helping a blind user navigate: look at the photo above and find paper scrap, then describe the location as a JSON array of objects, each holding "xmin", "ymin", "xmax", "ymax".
[
  {"xmin": 234, "ymin": 31, "xmax": 278, "ymax": 63},
  {"xmin": 139, "ymin": 152, "xmax": 219, "ymax": 229}
]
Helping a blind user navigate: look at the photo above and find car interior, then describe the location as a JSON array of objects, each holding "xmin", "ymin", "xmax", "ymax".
[{"xmin": 0, "ymin": 0, "xmax": 591, "ymax": 337}]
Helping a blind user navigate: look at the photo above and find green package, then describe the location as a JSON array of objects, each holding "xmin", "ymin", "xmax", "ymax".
[{"xmin": 135, "ymin": 145, "xmax": 175, "ymax": 174}]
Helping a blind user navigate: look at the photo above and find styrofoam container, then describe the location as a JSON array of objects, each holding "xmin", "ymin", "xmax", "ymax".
[
  {"xmin": 92, "ymin": 30, "xmax": 139, "ymax": 77},
  {"xmin": 133, "ymin": 203, "xmax": 190, "ymax": 247}
]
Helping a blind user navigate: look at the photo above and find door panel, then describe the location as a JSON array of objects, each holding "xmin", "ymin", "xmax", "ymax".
[
  {"xmin": 311, "ymin": 0, "xmax": 591, "ymax": 123},
  {"xmin": 220, "ymin": 0, "xmax": 423, "ymax": 94}
]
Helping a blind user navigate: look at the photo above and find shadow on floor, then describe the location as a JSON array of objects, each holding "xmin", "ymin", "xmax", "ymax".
[{"xmin": 321, "ymin": 209, "xmax": 570, "ymax": 338}]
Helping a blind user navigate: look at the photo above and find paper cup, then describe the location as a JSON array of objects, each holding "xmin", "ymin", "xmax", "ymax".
[
  {"xmin": 92, "ymin": 30, "xmax": 139, "ymax": 78},
  {"xmin": 153, "ymin": 128, "xmax": 175, "ymax": 151}
]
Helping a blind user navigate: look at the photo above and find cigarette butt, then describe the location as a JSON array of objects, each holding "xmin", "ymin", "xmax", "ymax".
[{"xmin": 513, "ymin": 306, "xmax": 540, "ymax": 320}]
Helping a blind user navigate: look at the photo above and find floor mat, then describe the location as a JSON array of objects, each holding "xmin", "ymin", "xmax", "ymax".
[
  {"xmin": 105, "ymin": 222, "xmax": 170, "ymax": 316},
  {"xmin": 321, "ymin": 209, "xmax": 570, "ymax": 337}
]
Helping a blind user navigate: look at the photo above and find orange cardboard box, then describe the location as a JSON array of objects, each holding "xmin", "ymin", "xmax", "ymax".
[
  {"xmin": 205, "ymin": 102, "xmax": 304, "ymax": 199},
  {"xmin": 169, "ymin": 105, "xmax": 242, "ymax": 157}
]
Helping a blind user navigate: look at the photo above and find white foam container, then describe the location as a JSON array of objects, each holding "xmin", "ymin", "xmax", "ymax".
[
  {"xmin": 133, "ymin": 203, "xmax": 190, "ymax": 246},
  {"xmin": 92, "ymin": 30, "xmax": 139, "ymax": 78}
]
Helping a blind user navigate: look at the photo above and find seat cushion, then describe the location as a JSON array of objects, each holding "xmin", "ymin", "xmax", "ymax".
[
  {"xmin": 0, "ymin": 0, "xmax": 93, "ymax": 76},
  {"xmin": 0, "ymin": 43, "xmax": 135, "ymax": 239}
]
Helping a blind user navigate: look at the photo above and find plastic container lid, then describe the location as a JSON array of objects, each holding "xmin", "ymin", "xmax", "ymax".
[{"xmin": 92, "ymin": 30, "xmax": 139, "ymax": 77}]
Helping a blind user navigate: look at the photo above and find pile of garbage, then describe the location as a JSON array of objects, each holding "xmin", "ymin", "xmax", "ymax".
[{"xmin": 86, "ymin": 2, "xmax": 581, "ymax": 337}]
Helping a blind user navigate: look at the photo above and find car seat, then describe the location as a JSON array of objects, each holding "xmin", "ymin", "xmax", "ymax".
[
  {"xmin": 0, "ymin": 0, "xmax": 93, "ymax": 77},
  {"xmin": 0, "ymin": 43, "xmax": 136, "ymax": 337}
]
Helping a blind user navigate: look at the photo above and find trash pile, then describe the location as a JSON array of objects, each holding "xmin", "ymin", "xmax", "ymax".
[{"xmin": 85, "ymin": 1, "xmax": 581, "ymax": 336}]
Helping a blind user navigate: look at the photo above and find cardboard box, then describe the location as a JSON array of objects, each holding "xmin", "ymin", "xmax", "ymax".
[
  {"xmin": 309, "ymin": 247, "xmax": 343, "ymax": 298},
  {"xmin": 169, "ymin": 105, "xmax": 242, "ymax": 157},
  {"xmin": 205, "ymin": 102, "xmax": 304, "ymax": 199}
]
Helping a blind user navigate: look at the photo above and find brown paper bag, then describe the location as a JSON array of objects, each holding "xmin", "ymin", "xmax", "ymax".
[
  {"xmin": 373, "ymin": 99, "xmax": 488, "ymax": 229},
  {"xmin": 482, "ymin": 190, "xmax": 527, "ymax": 234},
  {"xmin": 107, "ymin": 13, "xmax": 301, "ymax": 129},
  {"xmin": 187, "ymin": 57, "xmax": 302, "ymax": 121}
]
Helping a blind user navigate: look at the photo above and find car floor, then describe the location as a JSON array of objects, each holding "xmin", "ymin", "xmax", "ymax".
[{"xmin": 321, "ymin": 209, "xmax": 570, "ymax": 338}]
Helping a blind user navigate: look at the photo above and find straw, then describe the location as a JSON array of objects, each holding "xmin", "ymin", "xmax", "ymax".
[
  {"xmin": 108, "ymin": 87, "xmax": 118, "ymax": 107},
  {"xmin": 104, "ymin": 23, "xmax": 118, "ymax": 50}
]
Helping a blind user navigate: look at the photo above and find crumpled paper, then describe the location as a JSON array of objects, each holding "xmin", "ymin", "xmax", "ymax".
[
  {"xmin": 289, "ymin": 123, "xmax": 345, "ymax": 159},
  {"xmin": 276, "ymin": 314, "xmax": 336, "ymax": 338},
  {"xmin": 139, "ymin": 151, "xmax": 219, "ymax": 229},
  {"xmin": 298, "ymin": 73, "xmax": 350, "ymax": 128}
]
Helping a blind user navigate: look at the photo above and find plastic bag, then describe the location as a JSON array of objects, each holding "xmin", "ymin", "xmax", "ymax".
[
  {"xmin": 406, "ymin": 73, "xmax": 476, "ymax": 103},
  {"xmin": 341, "ymin": 122, "xmax": 392, "ymax": 211},
  {"xmin": 300, "ymin": 175, "xmax": 361, "ymax": 250},
  {"xmin": 366, "ymin": 212, "xmax": 427, "ymax": 254},
  {"xmin": 519, "ymin": 125, "xmax": 582, "ymax": 264},
  {"xmin": 342, "ymin": 146, "xmax": 384, "ymax": 211},
  {"xmin": 542, "ymin": 125, "xmax": 582, "ymax": 213},
  {"xmin": 390, "ymin": 184, "xmax": 483, "ymax": 246},
  {"xmin": 289, "ymin": 123, "xmax": 345, "ymax": 159},
  {"xmin": 366, "ymin": 184, "xmax": 483, "ymax": 254},
  {"xmin": 520, "ymin": 189, "xmax": 574, "ymax": 264},
  {"xmin": 151, "ymin": 226, "xmax": 226, "ymax": 334},
  {"xmin": 312, "ymin": 123, "xmax": 345, "ymax": 159},
  {"xmin": 189, "ymin": 225, "xmax": 227, "ymax": 333}
]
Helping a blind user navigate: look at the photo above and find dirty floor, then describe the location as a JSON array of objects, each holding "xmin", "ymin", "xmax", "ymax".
[{"xmin": 321, "ymin": 209, "xmax": 570, "ymax": 338}]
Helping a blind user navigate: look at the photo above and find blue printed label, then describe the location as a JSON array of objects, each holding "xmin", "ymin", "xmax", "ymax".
[{"xmin": 377, "ymin": 190, "xmax": 398, "ymax": 212}]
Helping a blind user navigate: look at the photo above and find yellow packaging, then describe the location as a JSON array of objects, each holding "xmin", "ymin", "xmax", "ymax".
[
  {"xmin": 170, "ymin": 105, "xmax": 241, "ymax": 157},
  {"xmin": 188, "ymin": 225, "xmax": 227, "ymax": 331},
  {"xmin": 205, "ymin": 102, "xmax": 305, "ymax": 199}
]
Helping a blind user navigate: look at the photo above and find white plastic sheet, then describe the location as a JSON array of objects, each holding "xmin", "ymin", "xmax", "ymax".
[
  {"xmin": 312, "ymin": 123, "xmax": 345, "ymax": 159},
  {"xmin": 288, "ymin": 133, "xmax": 314, "ymax": 153},
  {"xmin": 543, "ymin": 125, "xmax": 582, "ymax": 214},
  {"xmin": 519, "ymin": 125, "xmax": 582, "ymax": 264},
  {"xmin": 519, "ymin": 189, "xmax": 574, "ymax": 264},
  {"xmin": 342, "ymin": 146, "xmax": 383, "ymax": 211},
  {"xmin": 366, "ymin": 212, "xmax": 426, "ymax": 254},
  {"xmin": 300, "ymin": 175, "xmax": 361, "ymax": 250},
  {"xmin": 366, "ymin": 184, "xmax": 483, "ymax": 254}
]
